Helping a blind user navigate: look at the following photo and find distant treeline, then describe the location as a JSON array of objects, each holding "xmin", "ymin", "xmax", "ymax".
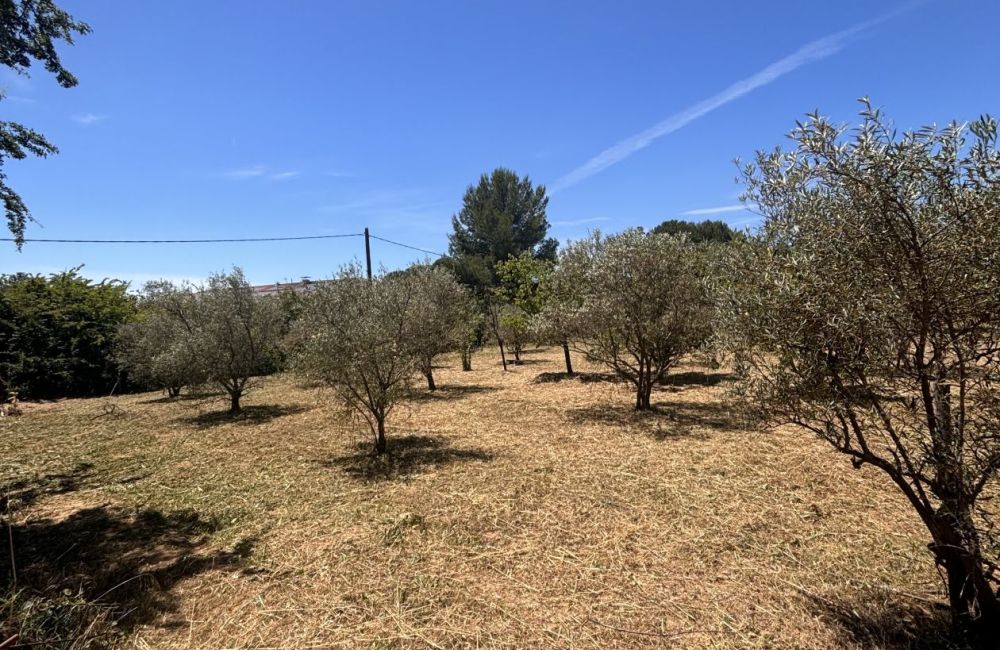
[
  {"xmin": 0, "ymin": 214, "xmax": 736, "ymax": 401},
  {"xmin": 650, "ymin": 219, "xmax": 740, "ymax": 243}
]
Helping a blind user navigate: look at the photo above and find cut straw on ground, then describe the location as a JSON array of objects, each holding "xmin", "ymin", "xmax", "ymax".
[{"xmin": 0, "ymin": 347, "xmax": 964, "ymax": 648}]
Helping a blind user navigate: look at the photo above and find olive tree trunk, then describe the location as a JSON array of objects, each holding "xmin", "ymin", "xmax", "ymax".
[
  {"xmin": 926, "ymin": 383, "xmax": 1000, "ymax": 640},
  {"xmin": 633, "ymin": 357, "xmax": 654, "ymax": 410},
  {"xmin": 374, "ymin": 415, "xmax": 387, "ymax": 455},
  {"xmin": 928, "ymin": 513, "xmax": 1000, "ymax": 641},
  {"xmin": 224, "ymin": 378, "xmax": 244, "ymax": 414},
  {"xmin": 634, "ymin": 383, "xmax": 652, "ymax": 410},
  {"xmin": 562, "ymin": 340, "xmax": 574, "ymax": 375}
]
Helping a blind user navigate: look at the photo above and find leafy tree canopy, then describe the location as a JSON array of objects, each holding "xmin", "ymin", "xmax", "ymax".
[
  {"xmin": 115, "ymin": 282, "xmax": 206, "ymax": 397},
  {"xmin": 562, "ymin": 229, "xmax": 713, "ymax": 410},
  {"xmin": 1, "ymin": 0, "xmax": 90, "ymax": 246},
  {"xmin": 447, "ymin": 167, "xmax": 556, "ymax": 289},
  {"xmin": 494, "ymin": 252, "xmax": 553, "ymax": 317},
  {"xmin": 289, "ymin": 264, "xmax": 420, "ymax": 454},
  {"xmin": 193, "ymin": 268, "xmax": 285, "ymax": 413},
  {"xmin": 403, "ymin": 263, "xmax": 473, "ymax": 390},
  {"xmin": 717, "ymin": 101, "xmax": 1000, "ymax": 638}
]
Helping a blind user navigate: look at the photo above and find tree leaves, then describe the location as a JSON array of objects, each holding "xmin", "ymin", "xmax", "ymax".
[
  {"xmin": 1, "ymin": 0, "xmax": 90, "ymax": 246},
  {"xmin": 717, "ymin": 103, "xmax": 1000, "ymax": 630},
  {"xmin": 554, "ymin": 229, "xmax": 714, "ymax": 409}
]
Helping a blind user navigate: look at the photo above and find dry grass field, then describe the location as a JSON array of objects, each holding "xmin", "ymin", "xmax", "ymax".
[{"xmin": 0, "ymin": 347, "xmax": 965, "ymax": 649}]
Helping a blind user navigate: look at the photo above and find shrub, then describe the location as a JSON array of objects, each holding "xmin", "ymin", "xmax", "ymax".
[{"xmin": 0, "ymin": 270, "xmax": 135, "ymax": 399}]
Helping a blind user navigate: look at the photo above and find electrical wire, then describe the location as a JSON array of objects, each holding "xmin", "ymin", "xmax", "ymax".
[
  {"xmin": 0, "ymin": 233, "xmax": 364, "ymax": 244},
  {"xmin": 367, "ymin": 234, "xmax": 446, "ymax": 258}
]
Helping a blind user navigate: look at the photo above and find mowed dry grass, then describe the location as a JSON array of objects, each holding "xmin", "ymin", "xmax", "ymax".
[{"xmin": 0, "ymin": 347, "xmax": 958, "ymax": 649}]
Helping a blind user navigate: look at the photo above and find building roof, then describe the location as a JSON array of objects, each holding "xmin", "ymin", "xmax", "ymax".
[{"xmin": 252, "ymin": 279, "xmax": 333, "ymax": 296}]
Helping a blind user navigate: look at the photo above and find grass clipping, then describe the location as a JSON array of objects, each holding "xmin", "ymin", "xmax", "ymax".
[{"xmin": 0, "ymin": 347, "xmax": 972, "ymax": 648}]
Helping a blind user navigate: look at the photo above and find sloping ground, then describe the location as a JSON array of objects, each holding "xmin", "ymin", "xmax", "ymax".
[{"xmin": 0, "ymin": 348, "xmax": 961, "ymax": 648}]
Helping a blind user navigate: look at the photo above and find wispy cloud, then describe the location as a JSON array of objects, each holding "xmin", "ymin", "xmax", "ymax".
[
  {"xmin": 318, "ymin": 190, "xmax": 454, "ymax": 234},
  {"xmin": 550, "ymin": 216, "xmax": 611, "ymax": 227},
  {"xmin": 318, "ymin": 191, "xmax": 411, "ymax": 213},
  {"xmin": 223, "ymin": 165, "xmax": 267, "ymax": 179},
  {"xmin": 681, "ymin": 204, "xmax": 747, "ymax": 216},
  {"xmin": 223, "ymin": 166, "xmax": 302, "ymax": 181},
  {"xmin": 72, "ymin": 113, "xmax": 107, "ymax": 126},
  {"xmin": 550, "ymin": 6, "xmax": 911, "ymax": 193},
  {"xmin": 319, "ymin": 190, "xmax": 450, "ymax": 215}
]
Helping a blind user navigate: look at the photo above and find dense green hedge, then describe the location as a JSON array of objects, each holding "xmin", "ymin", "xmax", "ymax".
[{"xmin": 0, "ymin": 271, "xmax": 137, "ymax": 399}]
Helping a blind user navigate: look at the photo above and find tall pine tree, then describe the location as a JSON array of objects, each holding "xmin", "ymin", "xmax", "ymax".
[{"xmin": 446, "ymin": 167, "xmax": 556, "ymax": 290}]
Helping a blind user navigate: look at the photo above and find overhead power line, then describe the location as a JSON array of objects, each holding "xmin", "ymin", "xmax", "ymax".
[
  {"xmin": 0, "ymin": 233, "xmax": 364, "ymax": 244},
  {"xmin": 368, "ymin": 234, "xmax": 446, "ymax": 258}
]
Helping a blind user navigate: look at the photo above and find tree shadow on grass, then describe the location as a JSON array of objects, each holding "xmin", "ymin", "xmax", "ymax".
[
  {"xmin": 533, "ymin": 371, "xmax": 620, "ymax": 384},
  {"xmin": 404, "ymin": 385, "xmax": 498, "ymax": 402},
  {"xmin": 655, "ymin": 399, "xmax": 747, "ymax": 434},
  {"xmin": 508, "ymin": 357, "xmax": 546, "ymax": 366},
  {"xmin": 1, "ymin": 504, "xmax": 256, "ymax": 645},
  {"xmin": 567, "ymin": 398, "xmax": 747, "ymax": 438},
  {"xmin": 180, "ymin": 404, "xmax": 310, "ymax": 428},
  {"xmin": 0, "ymin": 462, "xmax": 96, "ymax": 512},
  {"xmin": 137, "ymin": 390, "xmax": 226, "ymax": 405},
  {"xmin": 658, "ymin": 370, "xmax": 733, "ymax": 387},
  {"xmin": 808, "ymin": 591, "xmax": 970, "ymax": 649},
  {"xmin": 322, "ymin": 434, "xmax": 495, "ymax": 482}
]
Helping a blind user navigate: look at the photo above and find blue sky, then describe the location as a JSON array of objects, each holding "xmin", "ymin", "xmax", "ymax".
[{"xmin": 1, "ymin": 0, "xmax": 997, "ymax": 286}]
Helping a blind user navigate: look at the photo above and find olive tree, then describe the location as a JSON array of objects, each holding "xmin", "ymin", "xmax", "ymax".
[
  {"xmin": 482, "ymin": 294, "xmax": 509, "ymax": 371},
  {"xmin": 569, "ymin": 229, "xmax": 712, "ymax": 410},
  {"xmin": 406, "ymin": 264, "xmax": 472, "ymax": 390},
  {"xmin": 536, "ymin": 242, "xmax": 599, "ymax": 376},
  {"xmin": 194, "ymin": 269, "xmax": 284, "ymax": 413},
  {"xmin": 717, "ymin": 103, "xmax": 1000, "ymax": 639},
  {"xmin": 496, "ymin": 305, "xmax": 529, "ymax": 364},
  {"xmin": 116, "ymin": 281, "xmax": 203, "ymax": 397},
  {"xmin": 290, "ymin": 265, "xmax": 418, "ymax": 455},
  {"xmin": 455, "ymin": 295, "xmax": 484, "ymax": 371}
]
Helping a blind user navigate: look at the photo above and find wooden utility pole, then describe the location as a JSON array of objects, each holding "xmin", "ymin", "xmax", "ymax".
[{"xmin": 364, "ymin": 227, "xmax": 372, "ymax": 280}]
